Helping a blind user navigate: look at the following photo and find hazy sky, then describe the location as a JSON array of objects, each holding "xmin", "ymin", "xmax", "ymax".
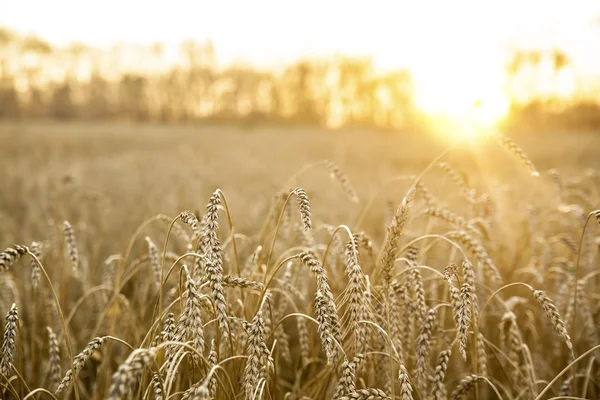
[
  {"xmin": 2, "ymin": 0, "xmax": 600, "ymax": 119},
  {"xmin": 2, "ymin": 0, "xmax": 600, "ymax": 70}
]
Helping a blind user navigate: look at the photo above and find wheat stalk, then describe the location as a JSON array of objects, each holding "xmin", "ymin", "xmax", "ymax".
[
  {"xmin": 333, "ymin": 357, "xmax": 357, "ymax": 398},
  {"xmin": 207, "ymin": 339, "xmax": 218, "ymax": 395},
  {"xmin": 461, "ymin": 260, "xmax": 479, "ymax": 319},
  {"xmin": 500, "ymin": 311, "xmax": 523, "ymax": 387},
  {"xmin": 47, "ymin": 326, "xmax": 61, "ymax": 390},
  {"xmin": 334, "ymin": 388, "xmax": 390, "ymax": 399},
  {"xmin": 151, "ymin": 373, "xmax": 163, "ymax": 400},
  {"xmin": 447, "ymin": 231, "xmax": 501, "ymax": 284},
  {"xmin": 431, "ymin": 347, "xmax": 452, "ymax": 400},
  {"xmin": 356, "ymin": 280, "xmax": 373, "ymax": 356},
  {"xmin": 30, "ymin": 241, "xmax": 42, "ymax": 289},
  {"xmin": 0, "ymin": 245, "xmax": 29, "ymax": 272},
  {"xmin": 324, "ymin": 160, "xmax": 360, "ymax": 203},
  {"xmin": 179, "ymin": 210, "xmax": 200, "ymax": 230},
  {"xmin": 315, "ymin": 289, "xmax": 339, "ymax": 365},
  {"xmin": 345, "ymin": 236, "xmax": 364, "ymax": 348},
  {"xmin": 244, "ymin": 308, "xmax": 267, "ymax": 400},
  {"xmin": 415, "ymin": 179, "xmax": 436, "ymax": 208},
  {"xmin": 379, "ymin": 188, "xmax": 415, "ymax": 286},
  {"xmin": 388, "ymin": 285, "xmax": 404, "ymax": 365},
  {"xmin": 182, "ymin": 383, "xmax": 210, "ymax": 400},
  {"xmin": 0, "ymin": 303, "xmax": 18, "ymax": 378},
  {"xmin": 297, "ymin": 316, "xmax": 310, "ymax": 366},
  {"xmin": 173, "ymin": 265, "xmax": 205, "ymax": 357},
  {"xmin": 145, "ymin": 236, "xmax": 161, "ymax": 289},
  {"xmin": 241, "ymin": 245, "xmax": 262, "ymax": 279},
  {"xmin": 476, "ymin": 332, "xmax": 487, "ymax": 376},
  {"xmin": 202, "ymin": 191, "xmax": 230, "ymax": 339},
  {"xmin": 425, "ymin": 206, "xmax": 479, "ymax": 237},
  {"xmin": 415, "ymin": 308, "xmax": 435, "ymax": 393},
  {"xmin": 437, "ymin": 162, "xmax": 475, "ymax": 202},
  {"xmin": 222, "ymin": 275, "xmax": 264, "ymax": 289},
  {"xmin": 491, "ymin": 131, "xmax": 539, "ymax": 176},
  {"xmin": 450, "ymin": 374, "xmax": 480, "ymax": 400},
  {"xmin": 299, "ymin": 251, "xmax": 342, "ymax": 354},
  {"xmin": 398, "ymin": 364, "xmax": 413, "ymax": 400},
  {"xmin": 456, "ymin": 283, "xmax": 472, "ymax": 361},
  {"xmin": 559, "ymin": 375, "xmax": 572, "ymax": 397},
  {"xmin": 63, "ymin": 220, "xmax": 79, "ymax": 271},
  {"xmin": 409, "ymin": 268, "xmax": 427, "ymax": 321},
  {"xmin": 532, "ymin": 289, "xmax": 572, "ymax": 350},
  {"xmin": 293, "ymin": 187, "xmax": 313, "ymax": 231},
  {"xmin": 107, "ymin": 347, "xmax": 157, "ymax": 400},
  {"xmin": 56, "ymin": 336, "xmax": 105, "ymax": 394}
]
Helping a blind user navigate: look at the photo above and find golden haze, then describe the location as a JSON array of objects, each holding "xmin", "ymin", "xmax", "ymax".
[{"xmin": 2, "ymin": 0, "xmax": 600, "ymax": 135}]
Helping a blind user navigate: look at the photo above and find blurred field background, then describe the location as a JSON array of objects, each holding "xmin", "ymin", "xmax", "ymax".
[{"xmin": 2, "ymin": 121, "xmax": 598, "ymax": 247}]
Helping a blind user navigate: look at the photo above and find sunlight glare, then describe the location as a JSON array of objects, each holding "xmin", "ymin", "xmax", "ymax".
[{"xmin": 413, "ymin": 62, "xmax": 511, "ymax": 140}]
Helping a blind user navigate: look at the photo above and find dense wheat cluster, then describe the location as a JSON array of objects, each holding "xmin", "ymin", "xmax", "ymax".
[{"xmin": 0, "ymin": 124, "xmax": 599, "ymax": 400}]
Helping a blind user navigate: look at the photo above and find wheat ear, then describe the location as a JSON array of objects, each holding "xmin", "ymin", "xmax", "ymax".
[
  {"xmin": 144, "ymin": 236, "xmax": 161, "ymax": 289},
  {"xmin": 398, "ymin": 364, "xmax": 413, "ymax": 400},
  {"xmin": 491, "ymin": 131, "xmax": 539, "ymax": 176},
  {"xmin": 56, "ymin": 337, "xmax": 105, "ymax": 394},
  {"xmin": 293, "ymin": 187, "xmax": 313, "ymax": 231},
  {"xmin": 202, "ymin": 191, "xmax": 230, "ymax": 339},
  {"xmin": 179, "ymin": 210, "xmax": 200, "ymax": 230},
  {"xmin": 450, "ymin": 374, "xmax": 481, "ymax": 400},
  {"xmin": 244, "ymin": 308, "xmax": 267, "ymax": 400},
  {"xmin": 334, "ymin": 388, "xmax": 390, "ymax": 399},
  {"xmin": 415, "ymin": 308, "xmax": 435, "ymax": 393},
  {"xmin": 107, "ymin": 347, "xmax": 157, "ymax": 400},
  {"xmin": 532, "ymin": 289, "xmax": 572, "ymax": 351},
  {"xmin": 324, "ymin": 160, "xmax": 359, "ymax": 203},
  {"xmin": 431, "ymin": 347, "xmax": 452, "ymax": 400},
  {"xmin": 30, "ymin": 241, "xmax": 42, "ymax": 289},
  {"xmin": 0, "ymin": 245, "xmax": 29, "ymax": 272},
  {"xmin": 47, "ymin": 326, "xmax": 61, "ymax": 390},
  {"xmin": 379, "ymin": 188, "xmax": 415, "ymax": 286},
  {"xmin": 0, "ymin": 303, "xmax": 18, "ymax": 378},
  {"xmin": 63, "ymin": 220, "xmax": 79, "ymax": 270}
]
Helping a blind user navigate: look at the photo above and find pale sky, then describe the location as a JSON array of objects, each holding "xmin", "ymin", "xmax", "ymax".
[
  {"xmin": 2, "ymin": 1, "xmax": 600, "ymax": 69},
  {"xmin": 2, "ymin": 0, "xmax": 600, "ymax": 121}
]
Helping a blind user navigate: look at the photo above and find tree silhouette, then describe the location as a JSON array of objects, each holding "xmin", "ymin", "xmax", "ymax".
[{"xmin": 0, "ymin": 24, "xmax": 596, "ymax": 132}]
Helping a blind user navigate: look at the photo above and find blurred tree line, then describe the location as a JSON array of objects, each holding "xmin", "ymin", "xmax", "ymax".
[
  {"xmin": 502, "ymin": 48, "xmax": 600, "ymax": 131},
  {"xmin": 1, "ymin": 26, "xmax": 600, "ymax": 131},
  {"xmin": 0, "ymin": 27, "xmax": 418, "ymax": 130}
]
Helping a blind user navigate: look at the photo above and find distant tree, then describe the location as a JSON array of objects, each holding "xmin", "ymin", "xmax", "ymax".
[
  {"xmin": 50, "ymin": 82, "xmax": 76, "ymax": 119},
  {"xmin": 0, "ymin": 78, "xmax": 21, "ymax": 118},
  {"xmin": 83, "ymin": 71, "xmax": 112, "ymax": 119},
  {"xmin": 337, "ymin": 58, "xmax": 372, "ymax": 125},
  {"xmin": 0, "ymin": 28, "xmax": 20, "ymax": 118},
  {"xmin": 551, "ymin": 49, "xmax": 569, "ymax": 71},
  {"xmin": 20, "ymin": 35, "xmax": 53, "ymax": 94},
  {"xmin": 506, "ymin": 48, "xmax": 571, "ymax": 105},
  {"xmin": 506, "ymin": 49, "xmax": 542, "ymax": 103},
  {"xmin": 283, "ymin": 61, "xmax": 319, "ymax": 123},
  {"xmin": 375, "ymin": 70, "xmax": 415, "ymax": 129},
  {"xmin": 119, "ymin": 74, "xmax": 149, "ymax": 121},
  {"xmin": 0, "ymin": 27, "xmax": 14, "ymax": 79},
  {"xmin": 27, "ymin": 87, "xmax": 47, "ymax": 118}
]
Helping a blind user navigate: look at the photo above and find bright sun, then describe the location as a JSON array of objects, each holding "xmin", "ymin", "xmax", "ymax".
[{"xmin": 412, "ymin": 64, "xmax": 511, "ymax": 139}]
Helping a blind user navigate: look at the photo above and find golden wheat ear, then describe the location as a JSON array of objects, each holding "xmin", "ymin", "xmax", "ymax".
[
  {"xmin": 491, "ymin": 131, "xmax": 539, "ymax": 176},
  {"xmin": 293, "ymin": 187, "xmax": 312, "ymax": 231},
  {"xmin": 0, "ymin": 245, "xmax": 29, "ymax": 272},
  {"xmin": 56, "ymin": 337, "xmax": 105, "ymax": 394},
  {"xmin": 0, "ymin": 303, "xmax": 18, "ymax": 378},
  {"xmin": 107, "ymin": 348, "xmax": 157, "ymax": 400}
]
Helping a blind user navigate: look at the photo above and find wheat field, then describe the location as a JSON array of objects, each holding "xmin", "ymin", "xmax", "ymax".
[{"xmin": 0, "ymin": 121, "xmax": 599, "ymax": 400}]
